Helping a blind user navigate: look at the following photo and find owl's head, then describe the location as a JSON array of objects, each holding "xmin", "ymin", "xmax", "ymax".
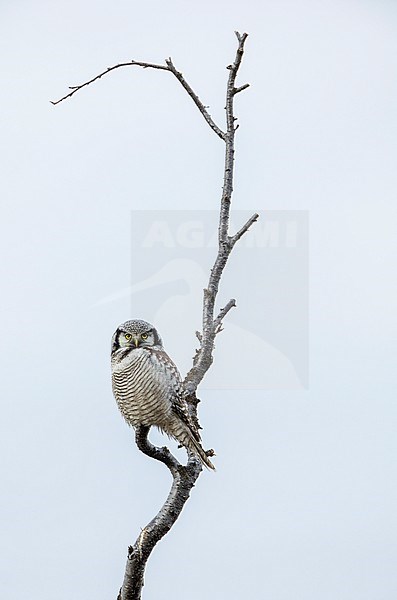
[{"xmin": 111, "ymin": 319, "xmax": 163, "ymax": 354}]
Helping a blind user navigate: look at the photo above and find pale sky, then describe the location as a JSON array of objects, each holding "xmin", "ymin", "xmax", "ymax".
[{"xmin": 1, "ymin": 1, "xmax": 397, "ymax": 599}]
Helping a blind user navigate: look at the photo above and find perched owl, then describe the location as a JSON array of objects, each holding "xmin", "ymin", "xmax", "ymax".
[{"xmin": 111, "ymin": 319, "xmax": 215, "ymax": 470}]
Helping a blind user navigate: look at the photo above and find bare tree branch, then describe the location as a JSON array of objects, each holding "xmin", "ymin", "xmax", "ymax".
[
  {"xmin": 164, "ymin": 57, "xmax": 226, "ymax": 140},
  {"xmin": 51, "ymin": 58, "xmax": 225, "ymax": 140},
  {"xmin": 53, "ymin": 30, "xmax": 256, "ymax": 600},
  {"xmin": 213, "ymin": 299, "xmax": 236, "ymax": 333},
  {"xmin": 119, "ymin": 426, "xmax": 202, "ymax": 600},
  {"xmin": 135, "ymin": 425, "xmax": 180, "ymax": 474},
  {"xmin": 231, "ymin": 212, "xmax": 260, "ymax": 246},
  {"xmin": 184, "ymin": 31, "xmax": 255, "ymax": 393},
  {"xmin": 233, "ymin": 83, "xmax": 250, "ymax": 95}
]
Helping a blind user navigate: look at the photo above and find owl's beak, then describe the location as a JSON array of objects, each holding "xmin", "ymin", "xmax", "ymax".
[{"xmin": 133, "ymin": 337, "xmax": 139, "ymax": 348}]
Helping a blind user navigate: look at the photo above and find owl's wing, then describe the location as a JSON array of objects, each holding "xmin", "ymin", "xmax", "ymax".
[
  {"xmin": 171, "ymin": 396, "xmax": 202, "ymax": 442},
  {"xmin": 150, "ymin": 348, "xmax": 201, "ymax": 442}
]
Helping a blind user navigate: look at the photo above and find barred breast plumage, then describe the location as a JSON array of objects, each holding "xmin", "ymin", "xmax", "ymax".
[
  {"xmin": 112, "ymin": 347, "xmax": 178, "ymax": 428},
  {"xmin": 111, "ymin": 319, "xmax": 215, "ymax": 470}
]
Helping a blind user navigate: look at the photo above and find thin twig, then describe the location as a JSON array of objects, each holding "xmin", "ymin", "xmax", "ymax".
[
  {"xmin": 213, "ymin": 299, "xmax": 236, "ymax": 332},
  {"xmin": 233, "ymin": 83, "xmax": 250, "ymax": 95},
  {"xmin": 50, "ymin": 61, "xmax": 168, "ymax": 105},
  {"xmin": 230, "ymin": 212, "xmax": 259, "ymax": 246}
]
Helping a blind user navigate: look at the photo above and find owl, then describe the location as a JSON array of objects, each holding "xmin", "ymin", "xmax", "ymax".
[{"xmin": 111, "ymin": 319, "xmax": 215, "ymax": 470}]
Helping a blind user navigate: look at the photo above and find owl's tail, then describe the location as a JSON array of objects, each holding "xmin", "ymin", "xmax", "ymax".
[
  {"xmin": 189, "ymin": 433, "xmax": 216, "ymax": 471},
  {"xmin": 175, "ymin": 425, "xmax": 216, "ymax": 471}
]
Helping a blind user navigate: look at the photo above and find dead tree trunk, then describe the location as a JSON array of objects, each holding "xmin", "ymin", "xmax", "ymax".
[{"xmin": 52, "ymin": 31, "xmax": 257, "ymax": 600}]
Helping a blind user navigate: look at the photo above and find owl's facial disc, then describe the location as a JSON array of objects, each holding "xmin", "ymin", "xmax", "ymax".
[
  {"xmin": 112, "ymin": 320, "xmax": 163, "ymax": 354},
  {"xmin": 119, "ymin": 329, "xmax": 153, "ymax": 348}
]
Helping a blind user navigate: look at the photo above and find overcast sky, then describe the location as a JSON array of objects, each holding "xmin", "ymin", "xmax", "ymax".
[{"xmin": 1, "ymin": 1, "xmax": 396, "ymax": 599}]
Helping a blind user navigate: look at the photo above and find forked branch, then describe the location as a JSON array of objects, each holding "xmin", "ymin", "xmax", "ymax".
[{"xmin": 53, "ymin": 31, "xmax": 257, "ymax": 600}]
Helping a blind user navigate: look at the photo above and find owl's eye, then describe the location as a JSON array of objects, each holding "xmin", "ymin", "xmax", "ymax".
[
  {"xmin": 124, "ymin": 333, "xmax": 132, "ymax": 340},
  {"xmin": 141, "ymin": 333, "xmax": 148, "ymax": 340}
]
